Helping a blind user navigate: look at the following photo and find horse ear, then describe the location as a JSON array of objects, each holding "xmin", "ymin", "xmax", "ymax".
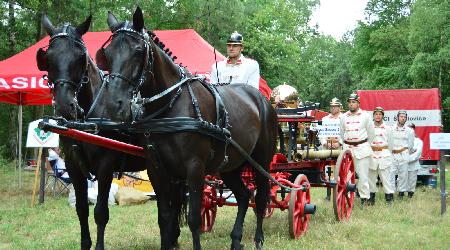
[
  {"xmin": 133, "ymin": 6, "xmax": 144, "ymax": 32},
  {"xmin": 95, "ymin": 48, "xmax": 108, "ymax": 71},
  {"xmin": 107, "ymin": 11, "xmax": 119, "ymax": 31},
  {"xmin": 41, "ymin": 14, "xmax": 55, "ymax": 36},
  {"xmin": 36, "ymin": 48, "xmax": 48, "ymax": 71},
  {"xmin": 76, "ymin": 15, "xmax": 92, "ymax": 36}
]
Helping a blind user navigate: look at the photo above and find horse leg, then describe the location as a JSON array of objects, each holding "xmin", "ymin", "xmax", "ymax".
[
  {"xmin": 94, "ymin": 168, "xmax": 114, "ymax": 250},
  {"xmin": 70, "ymin": 168, "xmax": 91, "ymax": 249},
  {"xmin": 145, "ymin": 164, "xmax": 175, "ymax": 250},
  {"xmin": 253, "ymin": 170, "xmax": 270, "ymax": 250},
  {"xmin": 186, "ymin": 163, "xmax": 205, "ymax": 250},
  {"xmin": 221, "ymin": 168, "xmax": 251, "ymax": 250},
  {"xmin": 168, "ymin": 181, "xmax": 187, "ymax": 249}
]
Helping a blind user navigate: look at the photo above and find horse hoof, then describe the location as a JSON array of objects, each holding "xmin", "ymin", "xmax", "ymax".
[
  {"xmin": 95, "ymin": 244, "xmax": 105, "ymax": 250},
  {"xmin": 170, "ymin": 242, "xmax": 180, "ymax": 250},
  {"xmin": 230, "ymin": 243, "xmax": 244, "ymax": 250},
  {"xmin": 255, "ymin": 241, "xmax": 264, "ymax": 250}
]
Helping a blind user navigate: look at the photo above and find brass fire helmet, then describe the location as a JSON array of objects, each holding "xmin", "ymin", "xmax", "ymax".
[{"xmin": 271, "ymin": 83, "xmax": 298, "ymax": 102}]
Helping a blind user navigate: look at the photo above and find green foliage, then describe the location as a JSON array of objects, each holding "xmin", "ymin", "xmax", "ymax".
[{"xmin": 1, "ymin": 0, "xmax": 449, "ymax": 161}]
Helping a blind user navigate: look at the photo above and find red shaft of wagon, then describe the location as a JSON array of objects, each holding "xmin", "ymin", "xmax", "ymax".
[{"xmin": 41, "ymin": 123, "xmax": 146, "ymax": 158}]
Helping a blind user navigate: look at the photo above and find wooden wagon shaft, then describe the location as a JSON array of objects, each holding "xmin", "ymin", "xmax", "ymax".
[{"xmin": 38, "ymin": 121, "xmax": 146, "ymax": 158}]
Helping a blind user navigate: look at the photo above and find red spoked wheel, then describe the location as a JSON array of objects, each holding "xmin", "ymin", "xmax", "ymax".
[
  {"xmin": 288, "ymin": 174, "xmax": 314, "ymax": 239},
  {"xmin": 201, "ymin": 184, "xmax": 217, "ymax": 232},
  {"xmin": 333, "ymin": 150, "xmax": 356, "ymax": 221}
]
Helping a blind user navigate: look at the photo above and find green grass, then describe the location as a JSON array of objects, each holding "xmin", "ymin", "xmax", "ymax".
[{"xmin": 0, "ymin": 162, "xmax": 449, "ymax": 250}]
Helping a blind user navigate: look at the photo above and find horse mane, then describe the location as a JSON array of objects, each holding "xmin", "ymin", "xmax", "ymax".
[{"xmin": 147, "ymin": 30, "xmax": 182, "ymax": 66}]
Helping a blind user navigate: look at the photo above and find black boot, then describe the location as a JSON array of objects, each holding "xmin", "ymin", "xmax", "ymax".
[
  {"xmin": 361, "ymin": 198, "xmax": 368, "ymax": 207},
  {"xmin": 408, "ymin": 191, "xmax": 414, "ymax": 198},
  {"xmin": 385, "ymin": 193, "xmax": 394, "ymax": 205},
  {"xmin": 398, "ymin": 192, "xmax": 404, "ymax": 200},
  {"xmin": 368, "ymin": 192, "xmax": 376, "ymax": 206}
]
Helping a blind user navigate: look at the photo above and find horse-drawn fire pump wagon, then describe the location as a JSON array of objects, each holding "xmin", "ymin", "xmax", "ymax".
[
  {"xmin": 39, "ymin": 84, "xmax": 356, "ymax": 240},
  {"xmin": 199, "ymin": 84, "xmax": 357, "ymax": 238}
]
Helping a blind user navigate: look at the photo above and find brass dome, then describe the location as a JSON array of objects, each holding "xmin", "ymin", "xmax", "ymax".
[{"xmin": 271, "ymin": 83, "xmax": 298, "ymax": 102}]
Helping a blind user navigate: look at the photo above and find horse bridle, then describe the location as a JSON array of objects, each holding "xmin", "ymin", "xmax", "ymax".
[
  {"xmin": 41, "ymin": 25, "xmax": 90, "ymax": 119},
  {"xmin": 101, "ymin": 23, "xmax": 153, "ymax": 98}
]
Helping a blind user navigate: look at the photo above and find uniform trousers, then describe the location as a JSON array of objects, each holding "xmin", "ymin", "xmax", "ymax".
[
  {"xmin": 406, "ymin": 170, "xmax": 418, "ymax": 192},
  {"xmin": 390, "ymin": 159, "xmax": 408, "ymax": 192},
  {"xmin": 369, "ymin": 167, "xmax": 394, "ymax": 194},
  {"xmin": 354, "ymin": 156, "xmax": 370, "ymax": 199}
]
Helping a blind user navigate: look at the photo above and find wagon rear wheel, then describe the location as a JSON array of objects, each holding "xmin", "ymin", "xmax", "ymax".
[
  {"xmin": 201, "ymin": 185, "xmax": 217, "ymax": 232},
  {"xmin": 288, "ymin": 174, "xmax": 315, "ymax": 239},
  {"xmin": 333, "ymin": 150, "xmax": 356, "ymax": 221}
]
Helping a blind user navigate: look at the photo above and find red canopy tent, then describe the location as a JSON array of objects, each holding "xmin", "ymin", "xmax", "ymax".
[
  {"xmin": 0, "ymin": 29, "xmax": 271, "ymax": 105},
  {"xmin": 0, "ymin": 29, "xmax": 272, "ymax": 185}
]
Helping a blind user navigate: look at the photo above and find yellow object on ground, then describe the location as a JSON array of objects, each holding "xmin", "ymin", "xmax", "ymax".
[{"xmin": 112, "ymin": 171, "xmax": 153, "ymax": 193}]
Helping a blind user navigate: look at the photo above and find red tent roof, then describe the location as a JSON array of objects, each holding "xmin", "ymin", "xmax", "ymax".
[{"xmin": 0, "ymin": 29, "xmax": 271, "ymax": 106}]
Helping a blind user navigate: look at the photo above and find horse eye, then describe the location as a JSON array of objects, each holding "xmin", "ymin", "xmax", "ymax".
[{"xmin": 135, "ymin": 48, "xmax": 144, "ymax": 55}]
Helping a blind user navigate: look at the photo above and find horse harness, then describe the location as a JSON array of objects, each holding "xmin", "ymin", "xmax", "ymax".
[{"xmin": 39, "ymin": 25, "xmax": 107, "ymax": 122}]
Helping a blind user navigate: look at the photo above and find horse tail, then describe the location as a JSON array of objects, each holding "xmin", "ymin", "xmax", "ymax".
[
  {"xmin": 179, "ymin": 182, "xmax": 189, "ymax": 227},
  {"xmin": 171, "ymin": 181, "xmax": 189, "ymax": 227}
]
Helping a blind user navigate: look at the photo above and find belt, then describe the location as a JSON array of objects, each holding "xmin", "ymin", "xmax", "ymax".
[
  {"xmin": 344, "ymin": 139, "xmax": 367, "ymax": 146},
  {"xmin": 371, "ymin": 146, "xmax": 388, "ymax": 151},
  {"xmin": 392, "ymin": 147, "xmax": 408, "ymax": 154},
  {"xmin": 326, "ymin": 138, "xmax": 339, "ymax": 143}
]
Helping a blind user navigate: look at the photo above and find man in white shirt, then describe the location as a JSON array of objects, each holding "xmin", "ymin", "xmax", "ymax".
[
  {"xmin": 340, "ymin": 93, "xmax": 375, "ymax": 205},
  {"xmin": 320, "ymin": 97, "xmax": 342, "ymax": 149},
  {"xmin": 210, "ymin": 31, "xmax": 260, "ymax": 89},
  {"xmin": 48, "ymin": 147, "xmax": 69, "ymax": 179},
  {"xmin": 389, "ymin": 110, "xmax": 415, "ymax": 199},
  {"xmin": 406, "ymin": 123, "xmax": 423, "ymax": 198},
  {"xmin": 369, "ymin": 107, "xmax": 395, "ymax": 205}
]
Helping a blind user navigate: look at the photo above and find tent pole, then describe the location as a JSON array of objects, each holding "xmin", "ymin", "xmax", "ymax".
[{"xmin": 18, "ymin": 94, "xmax": 23, "ymax": 188}]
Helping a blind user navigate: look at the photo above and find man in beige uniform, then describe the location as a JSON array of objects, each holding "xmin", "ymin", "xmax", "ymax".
[
  {"xmin": 321, "ymin": 97, "xmax": 342, "ymax": 149},
  {"xmin": 389, "ymin": 110, "xmax": 415, "ymax": 199},
  {"xmin": 368, "ymin": 107, "xmax": 395, "ymax": 205},
  {"xmin": 340, "ymin": 93, "xmax": 375, "ymax": 205}
]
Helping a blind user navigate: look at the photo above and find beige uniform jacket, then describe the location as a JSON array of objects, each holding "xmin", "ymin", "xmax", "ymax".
[
  {"xmin": 340, "ymin": 109, "xmax": 375, "ymax": 159},
  {"xmin": 391, "ymin": 124, "xmax": 415, "ymax": 162},
  {"xmin": 370, "ymin": 123, "xmax": 393, "ymax": 170}
]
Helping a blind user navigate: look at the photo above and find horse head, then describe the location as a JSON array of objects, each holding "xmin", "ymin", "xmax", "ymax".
[
  {"xmin": 37, "ymin": 14, "xmax": 96, "ymax": 120},
  {"xmin": 97, "ymin": 7, "xmax": 180, "ymax": 122}
]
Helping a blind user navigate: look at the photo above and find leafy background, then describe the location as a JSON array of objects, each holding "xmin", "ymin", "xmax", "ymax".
[{"xmin": 0, "ymin": 0, "xmax": 449, "ymax": 160}]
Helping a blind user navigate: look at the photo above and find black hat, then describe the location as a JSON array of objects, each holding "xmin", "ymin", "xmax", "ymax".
[
  {"xmin": 227, "ymin": 31, "xmax": 243, "ymax": 45},
  {"xmin": 347, "ymin": 93, "xmax": 360, "ymax": 102}
]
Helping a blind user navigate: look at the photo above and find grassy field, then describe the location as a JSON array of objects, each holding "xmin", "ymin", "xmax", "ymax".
[{"xmin": 0, "ymin": 161, "xmax": 449, "ymax": 250}]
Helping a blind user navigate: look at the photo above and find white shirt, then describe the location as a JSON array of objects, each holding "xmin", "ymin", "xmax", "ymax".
[
  {"xmin": 210, "ymin": 55, "xmax": 260, "ymax": 89},
  {"xmin": 408, "ymin": 137, "xmax": 423, "ymax": 171},
  {"xmin": 48, "ymin": 149, "xmax": 69, "ymax": 178},
  {"xmin": 340, "ymin": 109, "xmax": 375, "ymax": 159}
]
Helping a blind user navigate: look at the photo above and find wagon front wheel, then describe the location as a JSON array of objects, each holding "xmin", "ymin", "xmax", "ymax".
[
  {"xmin": 333, "ymin": 150, "xmax": 356, "ymax": 221},
  {"xmin": 288, "ymin": 174, "xmax": 315, "ymax": 239}
]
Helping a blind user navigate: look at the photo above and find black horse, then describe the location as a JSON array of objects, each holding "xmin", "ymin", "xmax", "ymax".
[
  {"xmin": 36, "ymin": 15, "xmax": 185, "ymax": 250},
  {"xmin": 96, "ymin": 8, "xmax": 278, "ymax": 250}
]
